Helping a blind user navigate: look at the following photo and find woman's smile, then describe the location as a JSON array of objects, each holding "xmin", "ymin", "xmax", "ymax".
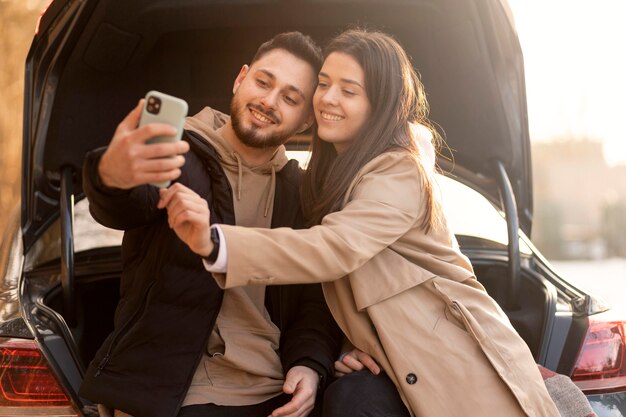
[{"xmin": 319, "ymin": 111, "xmax": 345, "ymax": 122}]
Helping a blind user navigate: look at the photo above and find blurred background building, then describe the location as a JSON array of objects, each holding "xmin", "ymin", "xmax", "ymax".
[{"xmin": 533, "ymin": 139, "xmax": 626, "ymax": 259}]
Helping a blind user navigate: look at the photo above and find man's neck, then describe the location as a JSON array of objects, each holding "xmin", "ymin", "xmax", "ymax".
[{"xmin": 218, "ymin": 122, "xmax": 279, "ymax": 167}]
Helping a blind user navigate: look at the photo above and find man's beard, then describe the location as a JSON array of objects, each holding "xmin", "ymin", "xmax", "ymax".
[{"xmin": 230, "ymin": 96, "xmax": 292, "ymax": 149}]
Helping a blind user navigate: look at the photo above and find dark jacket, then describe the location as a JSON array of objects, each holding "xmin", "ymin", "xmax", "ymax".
[{"xmin": 79, "ymin": 130, "xmax": 341, "ymax": 417}]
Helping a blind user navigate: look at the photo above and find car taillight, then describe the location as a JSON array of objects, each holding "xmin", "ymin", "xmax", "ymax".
[
  {"xmin": 571, "ymin": 316, "xmax": 626, "ymax": 394},
  {"xmin": 0, "ymin": 338, "xmax": 79, "ymax": 416}
]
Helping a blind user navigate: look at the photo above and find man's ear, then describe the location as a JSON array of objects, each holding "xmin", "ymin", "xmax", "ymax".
[{"xmin": 233, "ymin": 65, "xmax": 250, "ymax": 94}]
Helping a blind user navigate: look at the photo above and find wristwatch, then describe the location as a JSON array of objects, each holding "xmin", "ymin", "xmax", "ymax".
[{"xmin": 204, "ymin": 227, "xmax": 220, "ymax": 263}]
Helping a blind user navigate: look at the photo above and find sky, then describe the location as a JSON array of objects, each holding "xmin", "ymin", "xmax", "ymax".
[{"xmin": 507, "ymin": 0, "xmax": 626, "ymax": 166}]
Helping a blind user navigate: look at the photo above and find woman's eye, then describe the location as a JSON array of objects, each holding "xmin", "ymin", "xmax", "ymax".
[
  {"xmin": 317, "ymin": 82, "xmax": 328, "ymax": 89},
  {"xmin": 257, "ymin": 79, "xmax": 269, "ymax": 88},
  {"xmin": 343, "ymin": 89, "xmax": 356, "ymax": 96}
]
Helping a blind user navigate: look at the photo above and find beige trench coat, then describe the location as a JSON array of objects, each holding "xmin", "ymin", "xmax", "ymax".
[{"xmin": 216, "ymin": 151, "xmax": 560, "ymax": 417}]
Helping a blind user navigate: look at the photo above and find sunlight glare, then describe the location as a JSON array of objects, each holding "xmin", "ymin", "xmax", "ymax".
[{"xmin": 507, "ymin": 0, "xmax": 626, "ymax": 166}]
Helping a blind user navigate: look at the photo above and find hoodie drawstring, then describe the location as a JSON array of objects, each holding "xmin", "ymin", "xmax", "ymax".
[
  {"xmin": 232, "ymin": 151, "xmax": 276, "ymax": 217},
  {"xmin": 264, "ymin": 165, "xmax": 276, "ymax": 218},
  {"xmin": 233, "ymin": 152, "xmax": 243, "ymax": 201}
]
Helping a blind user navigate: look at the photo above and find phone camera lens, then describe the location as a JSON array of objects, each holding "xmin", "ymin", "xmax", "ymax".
[{"xmin": 147, "ymin": 96, "xmax": 162, "ymax": 115}]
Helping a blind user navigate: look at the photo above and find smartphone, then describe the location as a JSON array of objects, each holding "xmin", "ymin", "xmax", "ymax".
[{"xmin": 138, "ymin": 90, "xmax": 189, "ymax": 188}]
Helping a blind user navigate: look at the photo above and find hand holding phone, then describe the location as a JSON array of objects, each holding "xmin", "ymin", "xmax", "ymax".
[
  {"xmin": 139, "ymin": 90, "xmax": 189, "ymax": 188},
  {"xmin": 98, "ymin": 93, "xmax": 189, "ymax": 190}
]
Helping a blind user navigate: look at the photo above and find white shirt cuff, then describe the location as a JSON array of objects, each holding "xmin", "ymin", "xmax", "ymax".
[{"xmin": 202, "ymin": 225, "xmax": 228, "ymax": 273}]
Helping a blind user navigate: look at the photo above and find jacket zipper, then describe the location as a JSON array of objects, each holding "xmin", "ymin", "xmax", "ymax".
[{"xmin": 94, "ymin": 281, "xmax": 156, "ymax": 377}]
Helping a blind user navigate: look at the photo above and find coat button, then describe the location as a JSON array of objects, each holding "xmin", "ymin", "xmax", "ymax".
[{"xmin": 406, "ymin": 373, "xmax": 418, "ymax": 385}]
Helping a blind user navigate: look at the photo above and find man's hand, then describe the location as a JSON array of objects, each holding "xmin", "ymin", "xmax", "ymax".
[
  {"xmin": 269, "ymin": 366, "xmax": 319, "ymax": 417},
  {"xmin": 99, "ymin": 99, "xmax": 190, "ymax": 189},
  {"xmin": 158, "ymin": 183, "xmax": 213, "ymax": 257},
  {"xmin": 334, "ymin": 349, "xmax": 380, "ymax": 377}
]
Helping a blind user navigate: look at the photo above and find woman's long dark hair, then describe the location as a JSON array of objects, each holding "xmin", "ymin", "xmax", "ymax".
[{"xmin": 301, "ymin": 29, "xmax": 442, "ymax": 230}]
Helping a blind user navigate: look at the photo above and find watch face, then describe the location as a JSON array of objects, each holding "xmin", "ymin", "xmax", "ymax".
[
  {"xmin": 205, "ymin": 227, "xmax": 220, "ymax": 263},
  {"xmin": 211, "ymin": 227, "xmax": 220, "ymax": 245}
]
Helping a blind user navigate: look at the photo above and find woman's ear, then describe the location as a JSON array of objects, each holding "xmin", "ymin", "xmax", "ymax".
[
  {"xmin": 232, "ymin": 65, "xmax": 250, "ymax": 94},
  {"xmin": 298, "ymin": 113, "xmax": 315, "ymax": 133}
]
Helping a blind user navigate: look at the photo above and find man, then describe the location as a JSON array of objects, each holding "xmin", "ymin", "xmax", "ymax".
[{"xmin": 79, "ymin": 32, "xmax": 341, "ymax": 417}]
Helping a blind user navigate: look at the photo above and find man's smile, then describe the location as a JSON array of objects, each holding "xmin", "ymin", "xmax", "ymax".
[{"xmin": 249, "ymin": 107, "xmax": 276, "ymax": 124}]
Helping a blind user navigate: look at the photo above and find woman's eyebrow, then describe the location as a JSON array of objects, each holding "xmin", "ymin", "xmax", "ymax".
[{"xmin": 318, "ymin": 72, "xmax": 364, "ymax": 89}]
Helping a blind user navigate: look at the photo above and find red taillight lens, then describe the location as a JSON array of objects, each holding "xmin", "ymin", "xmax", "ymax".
[
  {"xmin": 0, "ymin": 338, "xmax": 78, "ymax": 416},
  {"xmin": 571, "ymin": 318, "xmax": 626, "ymax": 393}
]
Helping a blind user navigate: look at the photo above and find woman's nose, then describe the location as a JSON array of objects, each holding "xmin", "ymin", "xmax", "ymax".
[{"xmin": 321, "ymin": 87, "xmax": 339, "ymax": 105}]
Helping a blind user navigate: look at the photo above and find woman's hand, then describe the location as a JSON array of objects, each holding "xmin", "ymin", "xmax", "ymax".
[
  {"xmin": 158, "ymin": 183, "xmax": 213, "ymax": 257},
  {"xmin": 334, "ymin": 349, "xmax": 381, "ymax": 377}
]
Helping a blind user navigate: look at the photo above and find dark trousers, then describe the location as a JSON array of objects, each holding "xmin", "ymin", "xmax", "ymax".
[
  {"xmin": 177, "ymin": 393, "xmax": 321, "ymax": 417},
  {"xmin": 322, "ymin": 370, "xmax": 411, "ymax": 417}
]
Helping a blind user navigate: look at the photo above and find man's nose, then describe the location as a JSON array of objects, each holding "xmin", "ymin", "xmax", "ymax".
[{"xmin": 260, "ymin": 89, "xmax": 280, "ymax": 109}]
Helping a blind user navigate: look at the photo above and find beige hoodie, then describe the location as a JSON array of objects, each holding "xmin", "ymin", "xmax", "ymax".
[{"xmin": 182, "ymin": 107, "xmax": 290, "ymax": 406}]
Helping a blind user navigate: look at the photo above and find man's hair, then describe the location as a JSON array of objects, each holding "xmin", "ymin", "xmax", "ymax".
[{"xmin": 251, "ymin": 31, "xmax": 323, "ymax": 74}]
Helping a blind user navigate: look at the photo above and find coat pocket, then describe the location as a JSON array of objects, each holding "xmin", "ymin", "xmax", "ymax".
[
  {"xmin": 431, "ymin": 288, "xmax": 483, "ymax": 358},
  {"xmin": 430, "ymin": 279, "xmax": 559, "ymax": 417},
  {"xmin": 432, "ymin": 279, "xmax": 515, "ymax": 367}
]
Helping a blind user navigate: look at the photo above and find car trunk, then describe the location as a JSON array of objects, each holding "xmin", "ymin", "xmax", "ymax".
[{"xmin": 25, "ymin": 0, "xmax": 532, "ymax": 343}]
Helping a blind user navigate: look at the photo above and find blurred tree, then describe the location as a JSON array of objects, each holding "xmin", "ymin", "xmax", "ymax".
[{"xmin": 0, "ymin": 0, "xmax": 49, "ymax": 241}]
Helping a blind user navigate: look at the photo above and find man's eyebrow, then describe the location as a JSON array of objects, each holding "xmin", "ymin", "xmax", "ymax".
[
  {"xmin": 319, "ymin": 72, "xmax": 365, "ymax": 89},
  {"xmin": 258, "ymin": 69, "xmax": 306, "ymax": 100}
]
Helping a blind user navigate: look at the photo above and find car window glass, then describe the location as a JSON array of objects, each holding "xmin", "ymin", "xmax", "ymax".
[{"xmin": 436, "ymin": 174, "xmax": 532, "ymax": 254}]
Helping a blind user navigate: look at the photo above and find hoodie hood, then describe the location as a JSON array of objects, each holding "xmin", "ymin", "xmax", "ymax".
[{"xmin": 184, "ymin": 107, "xmax": 289, "ymax": 176}]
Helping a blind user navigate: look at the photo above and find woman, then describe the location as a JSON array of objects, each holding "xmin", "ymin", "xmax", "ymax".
[{"xmin": 159, "ymin": 30, "xmax": 560, "ymax": 417}]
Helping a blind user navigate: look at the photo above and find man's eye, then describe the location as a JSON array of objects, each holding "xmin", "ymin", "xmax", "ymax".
[
  {"xmin": 257, "ymin": 79, "xmax": 269, "ymax": 88},
  {"xmin": 284, "ymin": 96, "xmax": 297, "ymax": 105}
]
